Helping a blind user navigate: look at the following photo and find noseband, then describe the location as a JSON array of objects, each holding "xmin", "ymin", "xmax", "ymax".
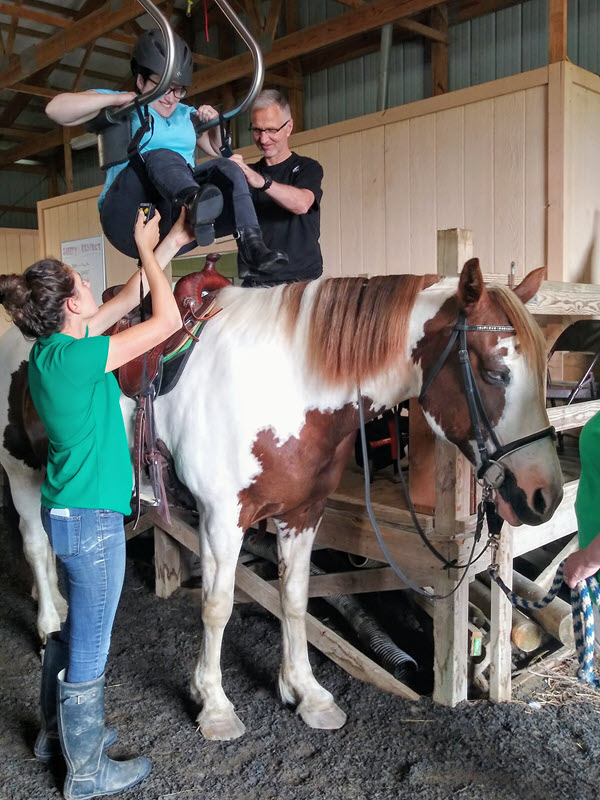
[{"xmin": 418, "ymin": 310, "xmax": 556, "ymax": 489}]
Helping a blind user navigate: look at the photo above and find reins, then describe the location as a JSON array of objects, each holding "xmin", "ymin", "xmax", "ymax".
[{"xmin": 357, "ymin": 309, "xmax": 555, "ymax": 599}]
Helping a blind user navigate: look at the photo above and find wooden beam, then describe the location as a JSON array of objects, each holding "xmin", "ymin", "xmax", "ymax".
[
  {"xmin": 430, "ymin": 3, "xmax": 448, "ymax": 96},
  {"xmin": 0, "ymin": 124, "xmax": 85, "ymax": 169},
  {"xmin": 285, "ymin": 0, "xmax": 297, "ymax": 33},
  {"xmin": 62, "ymin": 127, "xmax": 73, "ymax": 193},
  {"xmin": 4, "ymin": 0, "xmax": 22, "ymax": 58},
  {"xmin": 0, "ymin": 126, "xmax": 43, "ymax": 140},
  {"xmin": 0, "ymin": 203, "xmax": 37, "ymax": 213},
  {"xmin": 188, "ymin": 0, "xmax": 443, "ymax": 96},
  {"xmin": 549, "ymin": 0, "xmax": 567, "ymax": 63},
  {"xmin": 0, "ymin": 0, "xmax": 167, "ymax": 91},
  {"xmin": 72, "ymin": 43, "xmax": 95, "ymax": 92},
  {"xmin": 264, "ymin": 0, "xmax": 283, "ymax": 43},
  {"xmin": 12, "ymin": 82, "xmax": 59, "ymax": 98}
]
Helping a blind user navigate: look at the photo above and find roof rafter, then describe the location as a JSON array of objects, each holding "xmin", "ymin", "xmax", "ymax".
[
  {"xmin": 187, "ymin": 0, "xmax": 443, "ymax": 97},
  {"xmin": 0, "ymin": 0, "xmax": 168, "ymax": 90}
]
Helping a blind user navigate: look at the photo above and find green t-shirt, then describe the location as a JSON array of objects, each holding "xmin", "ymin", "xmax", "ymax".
[
  {"xmin": 575, "ymin": 411, "xmax": 600, "ymax": 553},
  {"xmin": 28, "ymin": 332, "xmax": 132, "ymax": 515}
]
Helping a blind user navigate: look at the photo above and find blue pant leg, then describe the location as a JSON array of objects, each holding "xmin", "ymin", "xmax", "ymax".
[
  {"xmin": 194, "ymin": 157, "xmax": 258, "ymax": 230},
  {"xmin": 143, "ymin": 148, "xmax": 198, "ymax": 201},
  {"xmin": 42, "ymin": 507, "xmax": 126, "ymax": 683}
]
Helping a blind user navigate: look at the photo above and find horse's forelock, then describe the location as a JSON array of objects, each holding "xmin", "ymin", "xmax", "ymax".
[
  {"xmin": 487, "ymin": 284, "xmax": 547, "ymax": 380},
  {"xmin": 280, "ymin": 275, "xmax": 436, "ymax": 385}
]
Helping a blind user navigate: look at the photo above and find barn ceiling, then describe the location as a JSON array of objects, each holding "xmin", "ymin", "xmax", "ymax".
[{"xmin": 0, "ymin": 0, "xmax": 535, "ymax": 176}]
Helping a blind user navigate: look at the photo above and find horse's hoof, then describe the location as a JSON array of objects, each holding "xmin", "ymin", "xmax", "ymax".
[
  {"xmin": 197, "ymin": 710, "xmax": 246, "ymax": 741},
  {"xmin": 297, "ymin": 702, "xmax": 347, "ymax": 730}
]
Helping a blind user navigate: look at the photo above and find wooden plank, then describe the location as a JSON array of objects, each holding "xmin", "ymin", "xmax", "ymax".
[
  {"xmin": 409, "ymin": 114, "xmax": 436, "ymax": 273},
  {"xmin": 494, "ymin": 91, "xmax": 525, "ymax": 276},
  {"xmin": 384, "ymin": 120, "xmax": 411, "ymax": 274},
  {"xmin": 432, "ymin": 570, "xmax": 468, "ymax": 706},
  {"xmin": 360, "ymin": 126, "xmax": 386, "ymax": 276},
  {"xmin": 546, "ymin": 400, "xmax": 600, "ymax": 431},
  {"xmin": 546, "ymin": 61, "xmax": 567, "ymax": 282},
  {"xmin": 235, "ymin": 562, "xmax": 420, "ymax": 700},
  {"xmin": 535, "ymin": 533, "xmax": 578, "ymax": 592},
  {"xmin": 524, "ymin": 85, "xmax": 548, "ymax": 277},
  {"xmin": 338, "ymin": 132, "xmax": 363, "ymax": 276},
  {"xmin": 304, "ymin": 567, "xmax": 406, "ymax": 596},
  {"xmin": 435, "ymin": 107, "xmax": 464, "ymax": 232},
  {"xmin": 317, "ymin": 137, "xmax": 341, "ymax": 277}
]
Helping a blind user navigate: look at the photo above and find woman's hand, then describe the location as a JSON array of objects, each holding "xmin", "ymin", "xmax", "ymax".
[
  {"xmin": 196, "ymin": 104, "xmax": 219, "ymax": 123},
  {"xmin": 563, "ymin": 548, "xmax": 600, "ymax": 588},
  {"xmin": 134, "ymin": 209, "xmax": 161, "ymax": 257},
  {"xmin": 165, "ymin": 207, "xmax": 195, "ymax": 251}
]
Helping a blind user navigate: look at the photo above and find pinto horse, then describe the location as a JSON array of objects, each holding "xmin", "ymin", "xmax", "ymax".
[{"xmin": 0, "ymin": 258, "xmax": 563, "ymax": 739}]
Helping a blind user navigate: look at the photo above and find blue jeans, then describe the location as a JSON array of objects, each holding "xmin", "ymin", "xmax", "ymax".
[{"xmin": 41, "ymin": 506, "xmax": 126, "ymax": 683}]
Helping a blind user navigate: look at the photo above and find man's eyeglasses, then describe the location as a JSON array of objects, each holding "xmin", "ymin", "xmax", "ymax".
[
  {"xmin": 249, "ymin": 119, "xmax": 291, "ymax": 136},
  {"xmin": 146, "ymin": 76, "xmax": 187, "ymax": 99}
]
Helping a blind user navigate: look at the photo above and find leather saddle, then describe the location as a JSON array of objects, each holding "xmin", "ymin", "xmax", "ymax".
[
  {"xmin": 104, "ymin": 252, "xmax": 231, "ymax": 398},
  {"xmin": 102, "ymin": 253, "xmax": 231, "ymax": 527}
]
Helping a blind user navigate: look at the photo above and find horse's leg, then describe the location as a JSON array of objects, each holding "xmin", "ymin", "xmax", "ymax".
[
  {"xmin": 8, "ymin": 469, "xmax": 66, "ymax": 644},
  {"xmin": 274, "ymin": 507, "xmax": 347, "ymax": 730},
  {"xmin": 190, "ymin": 513, "xmax": 245, "ymax": 741}
]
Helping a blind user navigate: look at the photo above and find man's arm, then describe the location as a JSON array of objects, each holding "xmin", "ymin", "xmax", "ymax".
[{"xmin": 229, "ymin": 153, "xmax": 316, "ymax": 215}]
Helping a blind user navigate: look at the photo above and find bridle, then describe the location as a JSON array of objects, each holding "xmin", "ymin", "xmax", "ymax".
[{"xmin": 418, "ymin": 310, "xmax": 556, "ymax": 490}]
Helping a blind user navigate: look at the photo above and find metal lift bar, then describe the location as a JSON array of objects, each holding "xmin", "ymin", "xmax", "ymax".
[{"xmin": 104, "ymin": 0, "xmax": 263, "ymax": 128}]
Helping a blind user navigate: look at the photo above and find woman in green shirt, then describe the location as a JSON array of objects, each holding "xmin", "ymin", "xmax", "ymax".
[{"xmin": 0, "ymin": 209, "xmax": 185, "ymax": 800}]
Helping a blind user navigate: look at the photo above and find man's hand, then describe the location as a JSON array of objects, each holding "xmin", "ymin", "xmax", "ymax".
[{"xmin": 229, "ymin": 153, "xmax": 266, "ymax": 189}]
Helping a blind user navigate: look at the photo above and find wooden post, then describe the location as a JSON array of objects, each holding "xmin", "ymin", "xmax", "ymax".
[
  {"xmin": 430, "ymin": 228, "xmax": 474, "ymax": 707},
  {"xmin": 62, "ymin": 128, "xmax": 73, "ymax": 194},
  {"xmin": 430, "ymin": 3, "xmax": 448, "ymax": 96},
  {"xmin": 154, "ymin": 526, "xmax": 183, "ymax": 599},
  {"xmin": 549, "ymin": 0, "xmax": 568, "ymax": 64},
  {"xmin": 488, "ymin": 525, "xmax": 513, "ymax": 701}
]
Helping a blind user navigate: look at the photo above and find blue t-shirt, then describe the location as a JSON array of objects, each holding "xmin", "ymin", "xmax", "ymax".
[{"xmin": 93, "ymin": 89, "xmax": 197, "ymax": 208}]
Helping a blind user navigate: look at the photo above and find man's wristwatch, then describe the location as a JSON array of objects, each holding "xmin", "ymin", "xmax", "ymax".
[{"xmin": 257, "ymin": 175, "xmax": 272, "ymax": 192}]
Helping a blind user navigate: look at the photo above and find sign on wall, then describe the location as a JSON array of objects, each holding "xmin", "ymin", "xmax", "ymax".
[{"xmin": 61, "ymin": 235, "xmax": 106, "ymax": 305}]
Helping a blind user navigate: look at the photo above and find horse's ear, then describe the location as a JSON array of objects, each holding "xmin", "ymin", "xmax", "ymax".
[
  {"xmin": 457, "ymin": 257, "xmax": 487, "ymax": 310},
  {"xmin": 512, "ymin": 267, "xmax": 546, "ymax": 305}
]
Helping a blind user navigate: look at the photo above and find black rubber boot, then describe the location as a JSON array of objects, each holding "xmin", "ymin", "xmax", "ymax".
[
  {"xmin": 237, "ymin": 227, "xmax": 288, "ymax": 274},
  {"xmin": 179, "ymin": 184, "xmax": 224, "ymax": 247},
  {"xmin": 57, "ymin": 670, "xmax": 151, "ymax": 800},
  {"xmin": 35, "ymin": 635, "xmax": 117, "ymax": 762}
]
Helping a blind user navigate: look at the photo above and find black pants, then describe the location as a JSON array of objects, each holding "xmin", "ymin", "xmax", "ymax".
[{"xmin": 100, "ymin": 149, "xmax": 257, "ymax": 259}]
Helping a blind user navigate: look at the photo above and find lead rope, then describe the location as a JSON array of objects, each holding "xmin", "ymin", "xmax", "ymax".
[{"xmin": 488, "ymin": 560, "xmax": 600, "ymax": 688}]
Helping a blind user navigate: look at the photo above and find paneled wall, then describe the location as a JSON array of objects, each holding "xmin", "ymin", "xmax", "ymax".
[
  {"xmin": 36, "ymin": 63, "xmax": 600, "ymax": 289},
  {"xmin": 0, "ymin": 228, "xmax": 39, "ymax": 335}
]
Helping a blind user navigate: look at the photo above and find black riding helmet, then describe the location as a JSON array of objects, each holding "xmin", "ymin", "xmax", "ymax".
[{"xmin": 131, "ymin": 29, "xmax": 193, "ymax": 87}]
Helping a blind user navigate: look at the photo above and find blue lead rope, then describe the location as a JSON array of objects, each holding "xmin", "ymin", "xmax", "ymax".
[{"xmin": 488, "ymin": 560, "xmax": 600, "ymax": 688}]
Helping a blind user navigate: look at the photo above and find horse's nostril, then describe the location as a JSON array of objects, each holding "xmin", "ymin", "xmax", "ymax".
[{"xmin": 532, "ymin": 487, "xmax": 547, "ymax": 516}]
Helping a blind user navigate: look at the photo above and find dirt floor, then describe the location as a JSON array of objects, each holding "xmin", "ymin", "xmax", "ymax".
[{"xmin": 1, "ymin": 507, "xmax": 600, "ymax": 800}]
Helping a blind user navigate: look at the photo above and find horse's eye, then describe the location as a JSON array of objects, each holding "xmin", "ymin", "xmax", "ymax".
[{"xmin": 484, "ymin": 368, "xmax": 510, "ymax": 385}]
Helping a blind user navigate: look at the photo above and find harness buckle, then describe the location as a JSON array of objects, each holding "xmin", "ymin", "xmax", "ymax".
[{"xmin": 477, "ymin": 459, "xmax": 505, "ymax": 489}]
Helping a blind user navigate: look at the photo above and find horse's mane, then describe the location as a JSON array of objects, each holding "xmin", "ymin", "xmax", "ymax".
[
  {"xmin": 275, "ymin": 276, "xmax": 547, "ymax": 388},
  {"xmin": 281, "ymin": 275, "xmax": 434, "ymax": 385},
  {"xmin": 487, "ymin": 283, "xmax": 547, "ymax": 383}
]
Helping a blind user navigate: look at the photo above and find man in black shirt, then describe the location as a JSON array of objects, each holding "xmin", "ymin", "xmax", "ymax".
[{"xmin": 230, "ymin": 90, "xmax": 323, "ymax": 287}]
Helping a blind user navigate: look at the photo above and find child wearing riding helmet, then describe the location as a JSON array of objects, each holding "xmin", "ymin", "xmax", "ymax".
[
  {"xmin": 46, "ymin": 29, "xmax": 288, "ymax": 278},
  {"xmin": 0, "ymin": 209, "xmax": 187, "ymax": 800}
]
